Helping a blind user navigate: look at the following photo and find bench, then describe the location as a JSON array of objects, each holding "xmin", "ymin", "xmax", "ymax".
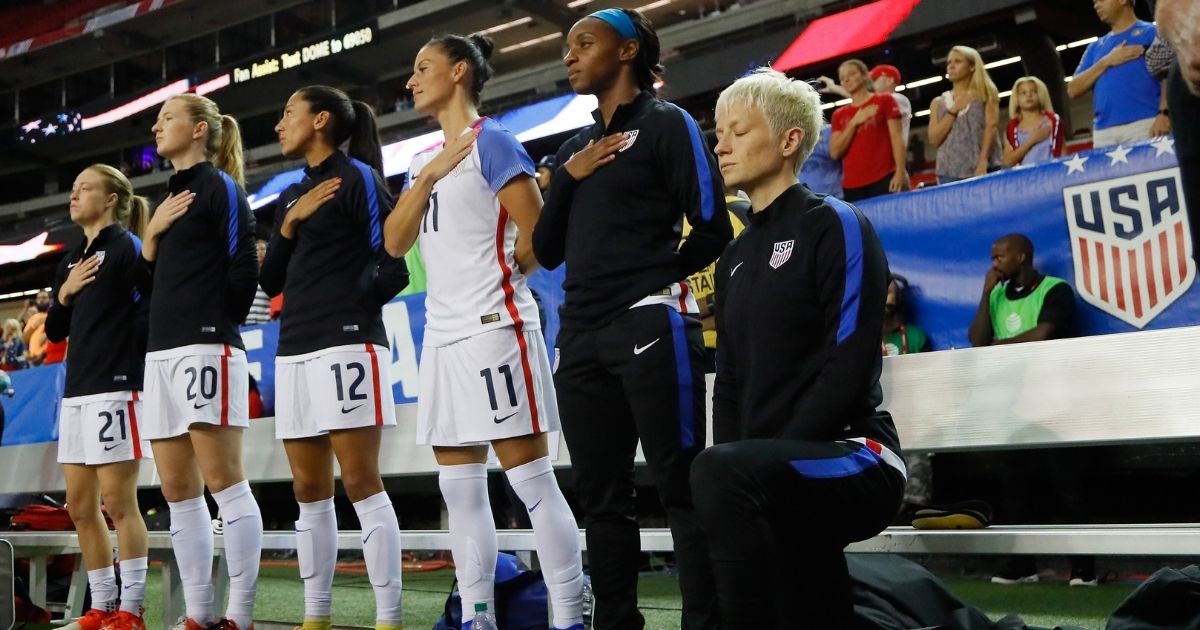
[{"xmin": 4, "ymin": 325, "xmax": 1200, "ymax": 624}]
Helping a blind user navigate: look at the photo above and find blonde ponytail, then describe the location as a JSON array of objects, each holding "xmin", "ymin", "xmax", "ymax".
[
  {"xmin": 216, "ymin": 115, "xmax": 245, "ymax": 187},
  {"xmin": 86, "ymin": 164, "xmax": 148, "ymax": 236}
]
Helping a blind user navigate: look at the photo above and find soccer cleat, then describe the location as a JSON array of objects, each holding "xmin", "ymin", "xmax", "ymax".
[
  {"xmin": 62, "ymin": 609, "xmax": 116, "ymax": 630},
  {"xmin": 100, "ymin": 610, "xmax": 146, "ymax": 630},
  {"xmin": 552, "ymin": 625, "xmax": 586, "ymax": 630},
  {"xmin": 375, "ymin": 623, "xmax": 404, "ymax": 630}
]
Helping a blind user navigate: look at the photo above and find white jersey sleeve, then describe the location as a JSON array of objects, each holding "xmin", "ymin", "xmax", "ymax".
[{"xmin": 415, "ymin": 118, "xmax": 541, "ymax": 347}]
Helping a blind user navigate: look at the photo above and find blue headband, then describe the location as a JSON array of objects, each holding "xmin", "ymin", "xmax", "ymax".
[{"xmin": 587, "ymin": 8, "xmax": 639, "ymax": 41}]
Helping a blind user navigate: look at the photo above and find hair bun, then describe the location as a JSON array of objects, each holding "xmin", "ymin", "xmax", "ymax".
[{"xmin": 469, "ymin": 33, "xmax": 495, "ymax": 60}]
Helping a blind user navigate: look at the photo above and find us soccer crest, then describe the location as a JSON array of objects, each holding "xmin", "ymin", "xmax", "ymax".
[
  {"xmin": 1063, "ymin": 167, "xmax": 1195, "ymax": 328},
  {"xmin": 619, "ymin": 130, "xmax": 639, "ymax": 152},
  {"xmin": 769, "ymin": 240, "xmax": 794, "ymax": 269}
]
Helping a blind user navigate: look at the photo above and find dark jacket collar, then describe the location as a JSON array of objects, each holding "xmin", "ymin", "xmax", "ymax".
[{"xmin": 590, "ymin": 90, "xmax": 656, "ymax": 134}]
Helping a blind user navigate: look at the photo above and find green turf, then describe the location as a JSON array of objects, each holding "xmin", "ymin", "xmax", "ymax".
[
  {"xmin": 55, "ymin": 566, "xmax": 1134, "ymax": 629},
  {"xmin": 943, "ymin": 578, "xmax": 1135, "ymax": 630}
]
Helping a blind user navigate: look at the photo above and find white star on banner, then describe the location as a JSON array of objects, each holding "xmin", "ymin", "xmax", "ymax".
[
  {"xmin": 1105, "ymin": 144, "xmax": 1132, "ymax": 165},
  {"xmin": 43, "ymin": 123, "xmax": 57, "ymax": 135},
  {"xmin": 1064, "ymin": 153, "xmax": 1089, "ymax": 174},
  {"xmin": 1150, "ymin": 136, "xmax": 1176, "ymax": 157}
]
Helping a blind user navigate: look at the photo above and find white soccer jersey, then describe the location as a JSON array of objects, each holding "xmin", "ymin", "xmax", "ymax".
[{"xmin": 408, "ymin": 117, "xmax": 541, "ymax": 347}]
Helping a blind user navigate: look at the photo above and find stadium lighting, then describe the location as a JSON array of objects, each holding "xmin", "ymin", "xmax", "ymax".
[
  {"xmin": 194, "ymin": 73, "xmax": 231, "ymax": 96},
  {"xmin": 637, "ymin": 0, "xmax": 673, "ymax": 10},
  {"xmin": 480, "ymin": 16, "xmax": 532, "ymax": 35},
  {"xmin": 500, "ymin": 32, "xmax": 561, "ymax": 53},
  {"xmin": 983, "ymin": 56, "xmax": 1020, "ymax": 70}
]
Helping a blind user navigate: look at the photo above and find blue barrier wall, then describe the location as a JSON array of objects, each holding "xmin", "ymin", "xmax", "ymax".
[{"xmin": 858, "ymin": 137, "xmax": 1197, "ymax": 348}]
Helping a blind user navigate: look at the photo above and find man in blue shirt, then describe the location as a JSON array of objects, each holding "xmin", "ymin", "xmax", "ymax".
[{"xmin": 1068, "ymin": 0, "xmax": 1170, "ymax": 146}]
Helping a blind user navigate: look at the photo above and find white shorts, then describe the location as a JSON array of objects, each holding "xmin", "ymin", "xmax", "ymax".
[
  {"xmin": 143, "ymin": 344, "xmax": 250, "ymax": 440},
  {"xmin": 57, "ymin": 391, "xmax": 152, "ymax": 465},
  {"xmin": 275, "ymin": 344, "xmax": 397, "ymax": 440},
  {"xmin": 417, "ymin": 326, "xmax": 560, "ymax": 446},
  {"xmin": 1092, "ymin": 117, "xmax": 1155, "ymax": 148}
]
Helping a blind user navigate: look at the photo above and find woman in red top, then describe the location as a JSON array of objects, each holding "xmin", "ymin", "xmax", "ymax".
[{"xmin": 829, "ymin": 59, "xmax": 908, "ymax": 201}]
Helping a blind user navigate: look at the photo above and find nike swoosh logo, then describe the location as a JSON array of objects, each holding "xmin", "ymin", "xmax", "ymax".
[
  {"xmin": 193, "ymin": 402, "xmax": 210, "ymax": 409},
  {"xmin": 296, "ymin": 528, "xmax": 311, "ymax": 533},
  {"xmin": 527, "ymin": 499, "xmax": 543, "ymax": 513},
  {"xmin": 104, "ymin": 444, "xmax": 121, "ymax": 451},
  {"xmin": 362, "ymin": 528, "xmax": 377, "ymax": 545},
  {"xmin": 731, "ymin": 262, "xmax": 745, "ymax": 276},
  {"xmin": 226, "ymin": 516, "xmax": 243, "ymax": 525},
  {"xmin": 633, "ymin": 339, "xmax": 660, "ymax": 355},
  {"xmin": 341, "ymin": 404, "xmax": 364, "ymax": 414},
  {"xmin": 68, "ymin": 262, "xmax": 78, "ymax": 268},
  {"xmin": 286, "ymin": 197, "xmax": 299, "ymax": 209},
  {"xmin": 494, "ymin": 412, "xmax": 517, "ymax": 424},
  {"xmin": 170, "ymin": 530, "xmax": 182, "ymax": 538}
]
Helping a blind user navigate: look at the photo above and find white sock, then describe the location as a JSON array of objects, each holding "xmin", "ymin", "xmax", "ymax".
[
  {"xmin": 168, "ymin": 496, "xmax": 216, "ymax": 623},
  {"xmin": 506, "ymin": 457, "xmax": 584, "ymax": 628},
  {"xmin": 118, "ymin": 556, "xmax": 148, "ymax": 614},
  {"xmin": 439, "ymin": 464, "xmax": 496, "ymax": 623},
  {"xmin": 86, "ymin": 566, "xmax": 118, "ymax": 613},
  {"xmin": 211, "ymin": 480, "xmax": 262, "ymax": 629},
  {"xmin": 353, "ymin": 492, "xmax": 403, "ymax": 624},
  {"xmin": 296, "ymin": 498, "xmax": 337, "ymax": 621}
]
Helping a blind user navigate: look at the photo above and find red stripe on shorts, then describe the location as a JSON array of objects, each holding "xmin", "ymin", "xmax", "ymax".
[
  {"xmin": 365, "ymin": 343, "xmax": 383, "ymax": 426},
  {"xmin": 127, "ymin": 390, "xmax": 142, "ymax": 459},
  {"xmin": 495, "ymin": 205, "xmax": 540, "ymax": 433},
  {"xmin": 220, "ymin": 344, "xmax": 231, "ymax": 426}
]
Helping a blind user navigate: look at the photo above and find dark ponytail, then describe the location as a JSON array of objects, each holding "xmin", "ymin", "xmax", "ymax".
[
  {"xmin": 297, "ymin": 85, "xmax": 384, "ymax": 174},
  {"xmin": 428, "ymin": 33, "xmax": 495, "ymax": 104},
  {"xmin": 625, "ymin": 9, "xmax": 663, "ymax": 93}
]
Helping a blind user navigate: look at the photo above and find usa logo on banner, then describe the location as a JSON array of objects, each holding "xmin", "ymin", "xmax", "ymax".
[{"xmin": 1063, "ymin": 151, "xmax": 1195, "ymax": 328}]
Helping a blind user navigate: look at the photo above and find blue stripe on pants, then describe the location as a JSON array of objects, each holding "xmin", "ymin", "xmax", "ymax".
[
  {"xmin": 789, "ymin": 445, "xmax": 880, "ymax": 479},
  {"xmin": 665, "ymin": 308, "xmax": 695, "ymax": 450}
]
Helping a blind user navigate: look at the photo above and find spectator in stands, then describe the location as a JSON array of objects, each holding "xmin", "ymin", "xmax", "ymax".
[
  {"xmin": 1, "ymin": 319, "xmax": 27, "ymax": 371},
  {"xmin": 928, "ymin": 46, "xmax": 1002, "ymax": 183},
  {"xmin": 535, "ymin": 154, "xmax": 557, "ymax": 192},
  {"xmin": 966, "ymin": 234, "xmax": 1095, "ymax": 586},
  {"xmin": 881, "ymin": 274, "xmax": 933, "ymax": 513},
  {"xmin": 829, "ymin": 59, "xmax": 908, "ymax": 201},
  {"xmin": 243, "ymin": 234, "xmax": 272, "ymax": 325},
  {"xmin": 388, "ymin": 32, "xmax": 586, "ymax": 630},
  {"xmin": 47, "ymin": 164, "xmax": 152, "ymax": 630},
  {"xmin": 1068, "ymin": 0, "xmax": 1169, "ymax": 146},
  {"xmin": 1003, "ymin": 77, "xmax": 1066, "ymax": 167},
  {"xmin": 798, "ymin": 124, "xmax": 843, "ymax": 197},
  {"xmin": 871, "ymin": 65, "xmax": 912, "ymax": 147},
  {"xmin": 261, "ymin": 84, "xmax": 409, "ymax": 630},
  {"xmin": 696, "ymin": 67, "xmax": 904, "ymax": 629},
  {"xmin": 1156, "ymin": 0, "xmax": 1200, "ymax": 264},
  {"xmin": 533, "ymin": 8, "xmax": 729, "ymax": 629},
  {"xmin": 140, "ymin": 93, "xmax": 262, "ymax": 630}
]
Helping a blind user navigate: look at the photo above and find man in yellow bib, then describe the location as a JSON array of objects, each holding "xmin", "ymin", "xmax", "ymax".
[
  {"xmin": 967, "ymin": 233, "xmax": 1096, "ymax": 586},
  {"xmin": 968, "ymin": 233, "xmax": 1074, "ymax": 346}
]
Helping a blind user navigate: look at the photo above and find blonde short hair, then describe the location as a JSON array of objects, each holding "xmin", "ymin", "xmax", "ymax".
[
  {"xmin": 1008, "ymin": 76, "xmax": 1054, "ymax": 118},
  {"xmin": 716, "ymin": 67, "xmax": 824, "ymax": 174}
]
